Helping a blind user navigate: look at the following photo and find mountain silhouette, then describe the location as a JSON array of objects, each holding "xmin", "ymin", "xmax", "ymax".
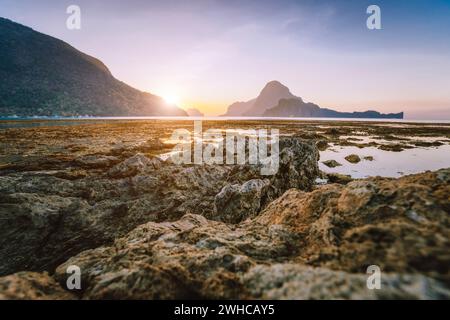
[
  {"xmin": 243, "ymin": 81, "xmax": 296, "ymax": 116},
  {"xmin": 264, "ymin": 98, "xmax": 403, "ymax": 119},
  {"xmin": 222, "ymin": 80, "xmax": 403, "ymax": 119},
  {"xmin": 0, "ymin": 18, "xmax": 187, "ymax": 117},
  {"xmin": 222, "ymin": 81, "xmax": 295, "ymax": 116},
  {"xmin": 185, "ymin": 108, "xmax": 204, "ymax": 117}
]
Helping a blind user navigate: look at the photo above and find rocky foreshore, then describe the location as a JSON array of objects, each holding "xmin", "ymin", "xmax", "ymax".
[{"xmin": 0, "ymin": 120, "xmax": 449, "ymax": 299}]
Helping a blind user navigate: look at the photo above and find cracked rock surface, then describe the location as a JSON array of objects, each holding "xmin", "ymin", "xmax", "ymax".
[
  {"xmin": 0, "ymin": 121, "xmax": 448, "ymax": 299},
  {"xmin": 0, "ymin": 134, "xmax": 318, "ymax": 276}
]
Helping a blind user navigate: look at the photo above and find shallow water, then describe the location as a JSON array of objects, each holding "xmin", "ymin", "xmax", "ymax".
[
  {"xmin": 338, "ymin": 135, "xmax": 449, "ymax": 145},
  {"xmin": 319, "ymin": 144, "xmax": 450, "ymax": 178}
]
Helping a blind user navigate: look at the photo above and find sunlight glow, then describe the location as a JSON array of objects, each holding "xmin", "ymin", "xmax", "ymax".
[{"xmin": 162, "ymin": 94, "xmax": 180, "ymax": 106}]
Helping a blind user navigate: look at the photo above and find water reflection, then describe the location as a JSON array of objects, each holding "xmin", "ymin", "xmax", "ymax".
[{"xmin": 320, "ymin": 145, "xmax": 450, "ymax": 178}]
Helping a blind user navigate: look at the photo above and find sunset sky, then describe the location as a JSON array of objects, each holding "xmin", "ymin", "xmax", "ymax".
[{"xmin": 1, "ymin": 0, "xmax": 450, "ymax": 118}]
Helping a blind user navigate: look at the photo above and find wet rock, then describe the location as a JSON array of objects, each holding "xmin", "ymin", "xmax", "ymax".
[
  {"xmin": 54, "ymin": 214, "xmax": 258, "ymax": 299},
  {"xmin": 53, "ymin": 169, "xmax": 89, "ymax": 180},
  {"xmin": 11, "ymin": 169, "xmax": 433, "ymax": 299},
  {"xmin": 326, "ymin": 173, "xmax": 353, "ymax": 185},
  {"xmin": 0, "ymin": 193, "xmax": 94, "ymax": 275},
  {"xmin": 0, "ymin": 138, "xmax": 318, "ymax": 276},
  {"xmin": 363, "ymin": 156, "xmax": 374, "ymax": 161},
  {"xmin": 242, "ymin": 264, "xmax": 449, "ymax": 299},
  {"xmin": 345, "ymin": 154, "xmax": 361, "ymax": 164},
  {"xmin": 107, "ymin": 153, "xmax": 162, "ymax": 178},
  {"xmin": 322, "ymin": 160, "xmax": 342, "ymax": 168},
  {"xmin": 0, "ymin": 272, "xmax": 75, "ymax": 300},
  {"xmin": 1, "ymin": 119, "xmax": 448, "ymax": 299},
  {"xmin": 325, "ymin": 128, "xmax": 341, "ymax": 136},
  {"xmin": 256, "ymin": 169, "xmax": 450, "ymax": 280},
  {"xmin": 227, "ymin": 138, "xmax": 319, "ymax": 191},
  {"xmin": 373, "ymin": 135, "xmax": 410, "ymax": 141},
  {"xmin": 134, "ymin": 138, "xmax": 167, "ymax": 153},
  {"xmin": 213, "ymin": 179, "xmax": 270, "ymax": 223},
  {"xmin": 211, "ymin": 138, "xmax": 319, "ymax": 222},
  {"xmin": 379, "ymin": 144, "xmax": 414, "ymax": 152},
  {"xmin": 316, "ymin": 140, "xmax": 329, "ymax": 151},
  {"xmin": 274, "ymin": 138, "xmax": 320, "ymax": 192},
  {"xmin": 75, "ymin": 155, "xmax": 120, "ymax": 169},
  {"xmin": 411, "ymin": 141, "xmax": 443, "ymax": 148},
  {"xmin": 1, "ymin": 168, "xmax": 449, "ymax": 300},
  {"xmin": 0, "ymin": 163, "xmax": 229, "ymax": 276}
]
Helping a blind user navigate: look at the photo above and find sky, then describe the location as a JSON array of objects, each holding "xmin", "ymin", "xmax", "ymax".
[{"xmin": 1, "ymin": 0, "xmax": 450, "ymax": 118}]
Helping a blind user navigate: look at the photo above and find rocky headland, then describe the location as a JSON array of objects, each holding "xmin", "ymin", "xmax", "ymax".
[{"xmin": 222, "ymin": 81, "xmax": 403, "ymax": 119}]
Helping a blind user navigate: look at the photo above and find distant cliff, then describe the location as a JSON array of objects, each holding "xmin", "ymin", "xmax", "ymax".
[
  {"xmin": 0, "ymin": 18, "xmax": 187, "ymax": 117},
  {"xmin": 185, "ymin": 108, "xmax": 204, "ymax": 117},
  {"xmin": 264, "ymin": 98, "xmax": 404, "ymax": 119},
  {"xmin": 222, "ymin": 81, "xmax": 294, "ymax": 116},
  {"xmin": 222, "ymin": 81, "xmax": 403, "ymax": 119}
]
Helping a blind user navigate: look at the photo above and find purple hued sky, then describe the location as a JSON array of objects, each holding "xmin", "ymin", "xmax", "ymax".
[{"xmin": 1, "ymin": 0, "xmax": 450, "ymax": 118}]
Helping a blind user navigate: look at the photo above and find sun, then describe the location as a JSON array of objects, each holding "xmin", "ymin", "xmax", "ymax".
[{"xmin": 162, "ymin": 94, "xmax": 180, "ymax": 106}]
